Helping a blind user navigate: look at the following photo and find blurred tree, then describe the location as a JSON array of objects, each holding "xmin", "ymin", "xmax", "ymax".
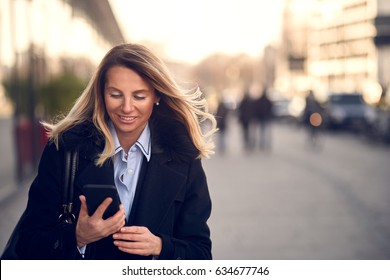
[
  {"xmin": 38, "ymin": 72, "xmax": 86, "ymax": 118},
  {"xmin": 2, "ymin": 72, "xmax": 86, "ymax": 119},
  {"xmin": 2, "ymin": 78, "xmax": 29, "ymax": 117}
]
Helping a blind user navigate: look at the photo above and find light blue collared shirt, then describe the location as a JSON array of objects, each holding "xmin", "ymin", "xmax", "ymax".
[{"xmin": 110, "ymin": 122, "xmax": 151, "ymax": 220}]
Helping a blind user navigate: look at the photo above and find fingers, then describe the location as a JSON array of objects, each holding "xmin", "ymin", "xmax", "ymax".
[
  {"xmin": 81, "ymin": 195, "xmax": 125, "ymax": 223},
  {"xmin": 105, "ymin": 205, "xmax": 126, "ymax": 232},
  {"xmin": 113, "ymin": 204, "xmax": 126, "ymax": 221},
  {"xmin": 76, "ymin": 196, "xmax": 126, "ymax": 245},
  {"xmin": 93, "ymin": 197, "xmax": 113, "ymax": 218},
  {"xmin": 113, "ymin": 239, "xmax": 151, "ymax": 256},
  {"xmin": 120, "ymin": 226, "xmax": 145, "ymax": 234},
  {"xmin": 112, "ymin": 226, "xmax": 147, "ymax": 243},
  {"xmin": 113, "ymin": 226, "xmax": 145, "ymax": 240},
  {"xmin": 112, "ymin": 226, "xmax": 162, "ymax": 256},
  {"xmin": 78, "ymin": 195, "xmax": 89, "ymax": 217},
  {"xmin": 96, "ymin": 206, "xmax": 125, "ymax": 236}
]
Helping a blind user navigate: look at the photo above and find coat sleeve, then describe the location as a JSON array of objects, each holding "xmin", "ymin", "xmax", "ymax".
[
  {"xmin": 158, "ymin": 159, "xmax": 212, "ymax": 260},
  {"xmin": 16, "ymin": 142, "xmax": 80, "ymax": 259}
]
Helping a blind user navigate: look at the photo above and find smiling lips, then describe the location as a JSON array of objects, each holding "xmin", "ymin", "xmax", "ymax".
[{"xmin": 119, "ymin": 115, "xmax": 136, "ymax": 122}]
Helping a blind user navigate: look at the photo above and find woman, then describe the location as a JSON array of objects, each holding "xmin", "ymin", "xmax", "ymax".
[{"xmin": 16, "ymin": 43, "xmax": 217, "ymax": 259}]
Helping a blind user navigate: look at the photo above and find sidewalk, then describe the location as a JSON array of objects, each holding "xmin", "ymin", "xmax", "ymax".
[
  {"xmin": 0, "ymin": 117, "xmax": 38, "ymax": 204},
  {"xmin": 0, "ymin": 118, "xmax": 17, "ymax": 204},
  {"xmin": 0, "ymin": 177, "xmax": 32, "ymax": 253},
  {"xmin": 0, "ymin": 177, "xmax": 32, "ymax": 204},
  {"xmin": 0, "ymin": 184, "xmax": 16, "ymax": 205}
]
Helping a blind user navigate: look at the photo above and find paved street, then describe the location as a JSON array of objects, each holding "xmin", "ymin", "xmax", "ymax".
[
  {"xmin": 0, "ymin": 118, "xmax": 17, "ymax": 201},
  {"xmin": 206, "ymin": 117, "xmax": 390, "ymax": 259},
  {"xmin": 1, "ymin": 117, "xmax": 390, "ymax": 259}
]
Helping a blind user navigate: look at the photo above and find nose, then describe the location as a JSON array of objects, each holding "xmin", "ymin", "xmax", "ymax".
[{"xmin": 121, "ymin": 97, "xmax": 134, "ymax": 112}]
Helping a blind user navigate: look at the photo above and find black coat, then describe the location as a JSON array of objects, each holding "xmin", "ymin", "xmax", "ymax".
[{"xmin": 16, "ymin": 118, "xmax": 212, "ymax": 260}]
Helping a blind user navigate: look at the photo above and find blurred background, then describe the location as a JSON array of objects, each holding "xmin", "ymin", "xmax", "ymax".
[{"xmin": 0, "ymin": 0, "xmax": 389, "ymax": 259}]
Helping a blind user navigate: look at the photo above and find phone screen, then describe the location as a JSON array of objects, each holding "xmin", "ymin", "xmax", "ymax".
[{"xmin": 82, "ymin": 184, "xmax": 121, "ymax": 219}]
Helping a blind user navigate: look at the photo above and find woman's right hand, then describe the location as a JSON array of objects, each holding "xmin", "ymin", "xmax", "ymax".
[{"xmin": 76, "ymin": 195, "xmax": 126, "ymax": 247}]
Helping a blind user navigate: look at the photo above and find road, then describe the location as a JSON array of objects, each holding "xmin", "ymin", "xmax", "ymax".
[
  {"xmin": 205, "ymin": 117, "xmax": 390, "ymax": 259},
  {"xmin": 1, "ymin": 117, "xmax": 389, "ymax": 259}
]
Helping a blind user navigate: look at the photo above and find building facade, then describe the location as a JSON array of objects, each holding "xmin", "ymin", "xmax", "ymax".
[
  {"xmin": 279, "ymin": 0, "xmax": 390, "ymax": 103},
  {"xmin": 0, "ymin": 0, "xmax": 124, "ymax": 117}
]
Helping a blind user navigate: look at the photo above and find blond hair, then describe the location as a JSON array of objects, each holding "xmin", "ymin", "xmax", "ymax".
[{"xmin": 43, "ymin": 43, "xmax": 217, "ymax": 166}]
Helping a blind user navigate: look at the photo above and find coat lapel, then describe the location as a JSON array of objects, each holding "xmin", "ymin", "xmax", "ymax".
[{"xmin": 131, "ymin": 154, "xmax": 187, "ymax": 232}]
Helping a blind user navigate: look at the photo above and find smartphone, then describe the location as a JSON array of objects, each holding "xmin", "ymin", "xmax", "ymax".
[{"xmin": 82, "ymin": 184, "xmax": 121, "ymax": 219}]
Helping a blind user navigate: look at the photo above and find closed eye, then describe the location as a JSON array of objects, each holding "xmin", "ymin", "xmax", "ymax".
[
  {"xmin": 108, "ymin": 90, "xmax": 122, "ymax": 98},
  {"xmin": 134, "ymin": 95, "xmax": 146, "ymax": 100}
]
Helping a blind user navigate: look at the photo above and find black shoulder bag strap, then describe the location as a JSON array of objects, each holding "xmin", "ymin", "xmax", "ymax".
[
  {"xmin": 55, "ymin": 149, "xmax": 79, "ymax": 254},
  {"xmin": 58, "ymin": 149, "xmax": 78, "ymax": 224}
]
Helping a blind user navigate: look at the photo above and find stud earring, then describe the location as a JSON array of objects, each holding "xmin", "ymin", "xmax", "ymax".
[{"xmin": 156, "ymin": 102, "xmax": 160, "ymax": 106}]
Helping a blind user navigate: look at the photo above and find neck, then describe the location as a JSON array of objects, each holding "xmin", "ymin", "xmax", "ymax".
[{"xmin": 117, "ymin": 134, "xmax": 139, "ymax": 153}]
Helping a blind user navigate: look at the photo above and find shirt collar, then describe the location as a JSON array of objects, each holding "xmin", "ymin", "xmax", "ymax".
[{"xmin": 109, "ymin": 121, "xmax": 151, "ymax": 162}]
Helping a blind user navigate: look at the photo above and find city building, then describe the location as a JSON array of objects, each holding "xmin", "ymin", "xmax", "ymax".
[
  {"xmin": 0, "ymin": 0, "xmax": 124, "ymax": 117},
  {"xmin": 278, "ymin": 0, "xmax": 390, "ymax": 104}
]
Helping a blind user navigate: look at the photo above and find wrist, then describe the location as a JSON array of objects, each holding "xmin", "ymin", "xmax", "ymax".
[{"xmin": 76, "ymin": 226, "xmax": 87, "ymax": 247}]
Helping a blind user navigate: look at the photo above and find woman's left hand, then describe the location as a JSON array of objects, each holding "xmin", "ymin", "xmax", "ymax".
[{"xmin": 113, "ymin": 226, "xmax": 162, "ymax": 257}]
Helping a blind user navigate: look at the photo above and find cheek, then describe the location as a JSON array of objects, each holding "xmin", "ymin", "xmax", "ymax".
[
  {"xmin": 104, "ymin": 97, "xmax": 118, "ymax": 112},
  {"xmin": 144, "ymin": 103, "xmax": 155, "ymax": 116},
  {"xmin": 137, "ymin": 100, "xmax": 154, "ymax": 114}
]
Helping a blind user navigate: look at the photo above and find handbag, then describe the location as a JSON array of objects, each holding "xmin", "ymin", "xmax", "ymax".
[{"xmin": 1, "ymin": 149, "xmax": 79, "ymax": 259}]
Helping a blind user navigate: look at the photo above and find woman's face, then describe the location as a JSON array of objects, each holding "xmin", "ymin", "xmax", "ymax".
[{"xmin": 104, "ymin": 66, "xmax": 159, "ymax": 148}]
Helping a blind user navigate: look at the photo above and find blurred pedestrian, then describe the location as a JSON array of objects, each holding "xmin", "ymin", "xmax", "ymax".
[
  {"xmin": 10, "ymin": 43, "xmax": 217, "ymax": 260},
  {"xmin": 215, "ymin": 98, "xmax": 229, "ymax": 154},
  {"xmin": 303, "ymin": 90, "xmax": 323, "ymax": 148},
  {"xmin": 254, "ymin": 88, "xmax": 273, "ymax": 151},
  {"xmin": 237, "ymin": 89, "xmax": 255, "ymax": 151}
]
